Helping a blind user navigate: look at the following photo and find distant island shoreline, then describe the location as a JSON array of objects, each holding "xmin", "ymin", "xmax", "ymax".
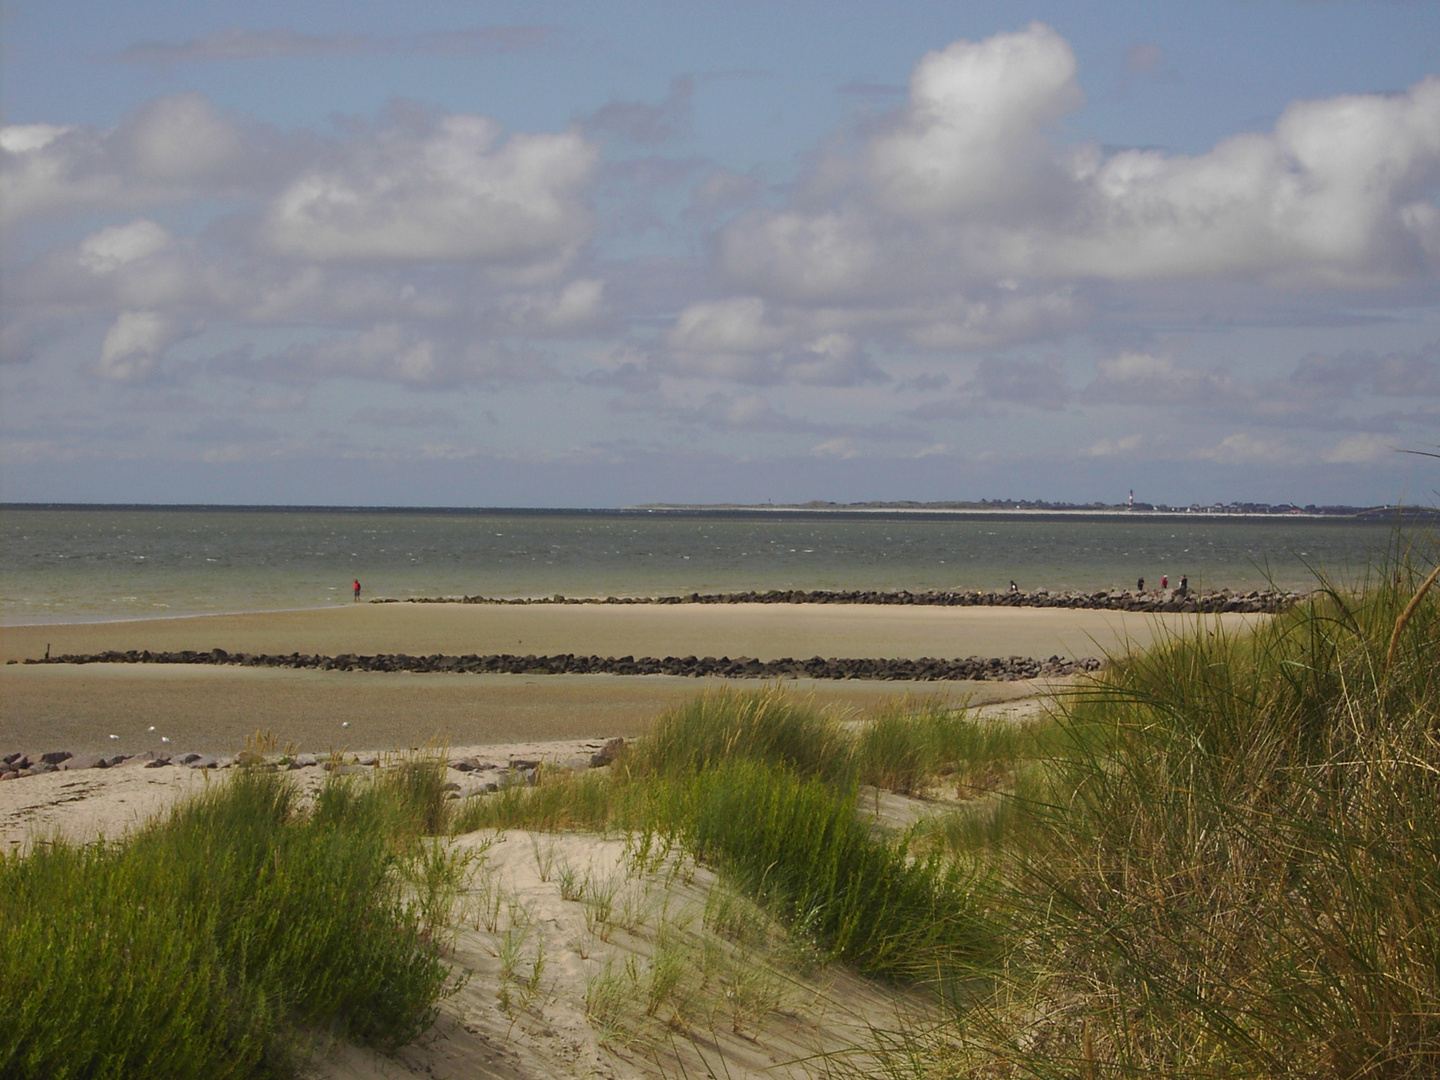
[{"xmin": 3, "ymin": 501, "xmax": 1436, "ymax": 523}]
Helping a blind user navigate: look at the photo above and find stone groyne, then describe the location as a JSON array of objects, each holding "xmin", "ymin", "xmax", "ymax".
[
  {"xmin": 374, "ymin": 588, "xmax": 1297, "ymax": 614},
  {"xmin": 19, "ymin": 649, "xmax": 1103, "ymax": 682}
]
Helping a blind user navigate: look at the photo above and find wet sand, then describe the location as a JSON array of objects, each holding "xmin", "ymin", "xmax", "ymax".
[{"xmin": 1, "ymin": 603, "xmax": 1264, "ymax": 755}]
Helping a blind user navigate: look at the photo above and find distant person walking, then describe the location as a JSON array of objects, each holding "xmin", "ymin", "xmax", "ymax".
[
  {"xmin": 353, "ymin": 579, "xmax": 361, "ymax": 602},
  {"xmin": 1161, "ymin": 574, "xmax": 1168, "ymax": 590},
  {"xmin": 1009, "ymin": 580, "xmax": 1019, "ymax": 593},
  {"xmin": 1137, "ymin": 577, "xmax": 1145, "ymax": 592},
  {"xmin": 1178, "ymin": 575, "xmax": 1188, "ymax": 594}
]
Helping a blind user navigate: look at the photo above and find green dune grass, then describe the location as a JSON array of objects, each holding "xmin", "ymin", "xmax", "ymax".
[{"xmin": 0, "ymin": 763, "xmax": 459, "ymax": 1080}]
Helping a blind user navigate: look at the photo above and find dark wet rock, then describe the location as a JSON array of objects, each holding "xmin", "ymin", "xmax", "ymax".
[
  {"xmin": 40, "ymin": 751, "xmax": 72, "ymax": 765},
  {"xmin": 29, "ymin": 763, "xmax": 59, "ymax": 774},
  {"xmin": 187, "ymin": 756, "xmax": 219, "ymax": 769},
  {"xmin": 176, "ymin": 753, "xmax": 202, "ymax": 765},
  {"xmin": 441, "ymin": 781, "xmax": 461, "ymax": 792},
  {"xmin": 145, "ymin": 757, "xmax": 172, "ymax": 768},
  {"xmin": 4, "ymin": 754, "xmax": 30, "ymax": 770},
  {"xmin": 509, "ymin": 759, "xmax": 540, "ymax": 771},
  {"xmin": 449, "ymin": 759, "xmax": 475, "ymax": 771}
]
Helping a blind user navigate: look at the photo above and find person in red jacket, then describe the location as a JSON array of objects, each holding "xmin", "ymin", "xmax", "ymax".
[{"xmin": 353, "ymin": 579, "xmax": 361, "ymax": 602}]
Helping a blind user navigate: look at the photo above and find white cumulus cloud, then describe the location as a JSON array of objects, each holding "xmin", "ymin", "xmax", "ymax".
[
  {"xmin": 94, "ymin": 310, "xmax": 185, "ymax": 383},
  {"xmin": 1, "ymin": 94, "xmax": 253, "ymax": 224},
  {"xmin": 260, "ymin": 113, "xmax": 598, "ymax": 270},
  {"xmin": 708, "ymin": 22, "xmax": 1440, "ymax": 355}
]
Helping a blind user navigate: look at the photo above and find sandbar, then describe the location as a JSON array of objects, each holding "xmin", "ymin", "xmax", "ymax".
[{"xmin": 1, "ymin": 603, "xmax": 1264, "ymax": 755}]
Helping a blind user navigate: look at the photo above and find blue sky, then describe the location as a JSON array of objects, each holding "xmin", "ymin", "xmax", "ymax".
[{"xmin": 3, "ymin": 1, "xmax": 1438, "ymax": 507}]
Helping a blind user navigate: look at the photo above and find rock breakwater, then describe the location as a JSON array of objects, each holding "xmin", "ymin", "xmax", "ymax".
[
  {"xmin": 20, "ymin": 649, "xmax": 1102, "ymax": 681},
  {"xmin": 376, "ymin": 587, "xmax": 1296, "ymax": 614}
]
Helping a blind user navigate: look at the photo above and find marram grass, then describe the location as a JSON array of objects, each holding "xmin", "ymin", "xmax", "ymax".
[
  {"xmin": 455, "ymin": 687, "xmax": 1005, "ymax": 980},
  {"xmin": 889, "ymin": 554, "xmax": 1440, "ymax": 1079},
  {"xmin": 0, "ymin": 765, "xmax": 457, "ymax": 1080}
]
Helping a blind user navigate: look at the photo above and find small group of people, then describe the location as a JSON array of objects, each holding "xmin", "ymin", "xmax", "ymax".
[{"xmin": 1136, "ymin": 574, "xmax": 1187, "ymax": 594}]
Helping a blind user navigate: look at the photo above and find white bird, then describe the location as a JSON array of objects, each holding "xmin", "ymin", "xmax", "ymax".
[
  {"xmin": 108, "ymin": 734, "xmax": 119, "ymax": 740},
  {"xmin": 341, "ymin": 722, "xmax": 351, "ymax": 728},
  {"xmin": 147, "ymin": 725, "xmax": 155, "ymax": 732},
  {"xmin": 161, "ymin": 737, "xmax": 170, "ymax": 743}
]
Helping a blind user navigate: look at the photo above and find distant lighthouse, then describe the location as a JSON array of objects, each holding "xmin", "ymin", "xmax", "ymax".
[{"xmin": 1128, "ymin": 489, "xmax": 1134, "ymax": 509}]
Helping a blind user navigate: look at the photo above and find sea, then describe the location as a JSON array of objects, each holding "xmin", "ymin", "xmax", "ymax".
[{"xmin": 1, "ymin": 506, "xmax": 1424, "ymax": 626}]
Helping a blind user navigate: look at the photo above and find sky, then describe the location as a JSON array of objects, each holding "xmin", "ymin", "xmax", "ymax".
[{"xmin": 2, "ymin": 1, "xmax": 1438, "ymax": 508}]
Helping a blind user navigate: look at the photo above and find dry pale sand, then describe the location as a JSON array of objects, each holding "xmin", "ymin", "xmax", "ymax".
[{"xmin": 1, "ymin": 603, "xmax": 1262, "ymax": 756}]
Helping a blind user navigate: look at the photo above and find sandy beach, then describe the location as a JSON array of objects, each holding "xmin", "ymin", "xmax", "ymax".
[
  {"xmin": 0, "ymin": 600, "xmax": 1270, "ymax": 1080},
  {"xmin": 0, "ymin": 602, "xmax": 1263, "ymax": 755}
]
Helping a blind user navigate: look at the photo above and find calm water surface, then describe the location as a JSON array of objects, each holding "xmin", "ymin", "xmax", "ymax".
[{"xmin": 0, "ymin": 507, "xmax": 1413, "ymax": 624}]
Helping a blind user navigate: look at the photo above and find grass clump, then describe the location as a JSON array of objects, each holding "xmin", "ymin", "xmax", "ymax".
[
  {"xmin": 655, "ymin": 758, "xmax": 994, "ymax": 979},
  {"xmin": 625, "ymin": 686, "xmax": 854, "ymax": 783},
  {"xmin": 854, "ymin": 698, "xmax": 1033, "ymax": 796},
  {"xmin": 0, "ymin": 765, "xmax": 457, "ymax": 1080}
]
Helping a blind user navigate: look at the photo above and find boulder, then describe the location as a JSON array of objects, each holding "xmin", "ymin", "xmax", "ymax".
[
  {"xmin": 60, "ymin": 753, "xmax": 107, "ymax": 771},
  {"xmin": 40, "ymin": 751, "xmax": 73, "ymax": 765},
  {"xmin": 590, "ymin": 738, "xmax": 626, "ymax": 768}
]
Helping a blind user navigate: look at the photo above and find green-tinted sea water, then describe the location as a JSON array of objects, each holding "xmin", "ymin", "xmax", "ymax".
[{"xmin": 0, "ymin": 507, "xmax": 1415, "ymax": 624}]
